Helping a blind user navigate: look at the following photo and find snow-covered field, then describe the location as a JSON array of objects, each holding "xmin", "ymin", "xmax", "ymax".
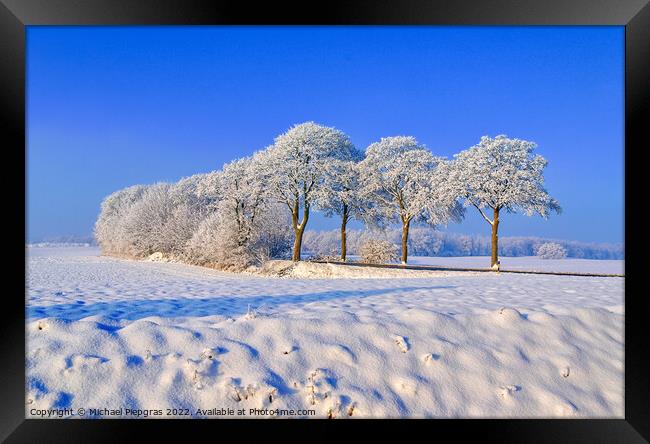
[
  {"xmin": 26, "ymin": 247, "xmax": 624, "ymax": 418},
  {"xmin": 407, "ymin": 256, "xmax": 624, "ymax": 275}
]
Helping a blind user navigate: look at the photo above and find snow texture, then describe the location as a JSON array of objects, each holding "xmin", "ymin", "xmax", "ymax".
[
  {"xmin": 26, "ymin": 247, "xmax": 623, "ymax": 418},
  {"xmin": 406, "ymin": 256, "xmax": 623, "ymax": 275}
]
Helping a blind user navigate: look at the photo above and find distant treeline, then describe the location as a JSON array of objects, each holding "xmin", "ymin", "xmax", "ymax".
[
  {"xmin": 30, "ymin": 235, "xmax": 98, "ymax": 246},
  {"xmin": 303, "ymin": 228, "xmax": 623, "ymax": 260}
]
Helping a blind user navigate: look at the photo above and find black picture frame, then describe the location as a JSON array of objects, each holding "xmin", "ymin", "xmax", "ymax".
[{"xmin": 2, "ymin": 0, "xmax": 647, "ymax": 441}]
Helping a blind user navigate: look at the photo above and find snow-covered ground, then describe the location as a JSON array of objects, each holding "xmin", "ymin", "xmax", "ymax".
[
  {"xmin": 26, "ymin": 247, "xmax": 624, "ymax": 418},
  {"xmin": 407, "ymin": 256, "xmax": 624, "ymax": 275}
]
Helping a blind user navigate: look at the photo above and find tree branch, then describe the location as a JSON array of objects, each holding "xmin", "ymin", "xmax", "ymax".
[{"xmin": 472, "ymin": 202, "xmax": 493, "ymax": 225}]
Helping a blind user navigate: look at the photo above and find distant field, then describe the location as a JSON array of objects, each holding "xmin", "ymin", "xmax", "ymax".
[
  {"xmin": 404, "ymin": 256, "xmax": 624, "ymax": 275},
  {"xmin": 27, "ymin": 246, "xmax": 625, "ymax": 274}
]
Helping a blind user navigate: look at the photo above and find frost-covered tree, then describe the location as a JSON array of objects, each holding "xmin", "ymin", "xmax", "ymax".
[
  {"xmin": 406, "ymin": 227, "xmax": 445, "ymax": 256},
  {"xmin": 182, "ymin": 155, "xmax": 274, "ymax": 268},
  {"xmin": 359, "ymin": 136, "xmax": 463, "ymax": 264},
  {"xmin": 536, "ymin": 242, "xmax": 567, "ymax": 259},
  {"xmin": 447, "ymin": 135, "xmax": 561, "ymax": 269},
  {"xmin": 169, "ymin": 173, "xmax": 214, "ymax": 211},
  {"xmin": 184, "ymin": 212, "xmax": 250, "ymax": 269},
  {"xmin": 120, "ymin": 182, "xmax": 176, "ymax": 257},
  {"xmin": 161, "ymin": 173, "xmax": 217, "ymax": 256},
  {"xmin": 359, "ymin": 238, "xmax": 399, "ymax": 264},
  {"xmin": 195, "ymin": 170, "xmax": 224, "ymax": 211},
  {"xmin": 94, "ymin": 184, "xmax": 148, "ymax": 255},
  {"xmin": 247, "ymin": 203, "xmax": 293, "ymax": 263},
  {"xmin": 184, "ymin": 202, "xmax": 291, "ymax": 269},
  {"xmin": 218, "ymin": 155, "xmax": 269, "ymax": 249},
  {"xmin": 261, "ymin": 122, "xmax": 357, "ymax": 261},
  {"xmin": 96, "ymin": 174, "xmax": 220, "ymax": 259},
  {"xmin": 314, "ymin": 149, "xmax": 365, "ymax": 261}
]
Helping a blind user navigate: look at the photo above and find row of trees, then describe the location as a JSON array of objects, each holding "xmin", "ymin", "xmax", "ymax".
[{"xmin": 96, "ymin": 122, "xmax": 561, "ymax": 268}]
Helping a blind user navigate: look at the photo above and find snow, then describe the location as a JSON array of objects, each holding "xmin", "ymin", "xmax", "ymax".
[
  {"xmin": 26, "ymin": 247, "xmax": 624, "ymax": 418},
  {"xmin": 258, "ymin": 260, "xmax": 482, "ymax": 279},
  {"xmin": 406, "ymin": 256, "xmax": 624, "ymax": 275}
]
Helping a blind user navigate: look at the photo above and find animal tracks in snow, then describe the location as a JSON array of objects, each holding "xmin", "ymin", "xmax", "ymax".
[
  {"xmin": 393, "ymin": 335, "xmax": 410, "ymax": 353},
  {"xmin": 560, "ymin": 366, "xmax": 571, "ymax": 378},
  {"xmin": 497, "ymin": 384, "xmax": 521, "ymax": 400},
  {"xmin": 26, "ymin": 248, "xmax": 624, "ymax": 418},
  {"xmin": 422, "ymin": 353, "xmax": 441, "ymax": 365}
]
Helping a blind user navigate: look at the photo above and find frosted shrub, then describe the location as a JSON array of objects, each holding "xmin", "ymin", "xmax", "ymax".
[
  {"xmin": 359, "ymin": 239, "xmax": 399, "ymax": 264},
  {"xmin": 248, "ymin": 204, "xmax": 293, "ymax": 263},
  {"xmin": 162, "ymin": 173, "xmax": 219, "ymax": 256},
  {"xmin": 186, "ymin": 154, "xmax": 292, "ymax": 269},
  {"xmin": 94, "ymin": 184, "xmax": 148, "ymax": 255},
  {"xmin": 536, "ymin": 242, "xmax": 567, "ymax": 259},
  {"xmin": 183, "ymin": 213, "xmax": 219, "ymax": 265},
  {"xmin": 95, "ymin": 178, "xmax": 217, "ymax": 259},
  {"xmin": 184, "ymin": 213, "xmax": 252, "ymax": 270},
  {"xmin": 184, "ymin": 205, "xmax": 292, "ymax": 270},
  {"xmin": 120, "ymin": 183, "xmax": 175, "ymax": 258}
]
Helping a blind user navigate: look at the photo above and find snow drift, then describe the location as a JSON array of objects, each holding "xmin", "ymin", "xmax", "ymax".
[
  {"xmin": 26, "ymin": 247, "xmax": 624, "ymax": 418},
  {"xmin": 27, "ymin": 305, "xmax": 623, "ymax": 418}
]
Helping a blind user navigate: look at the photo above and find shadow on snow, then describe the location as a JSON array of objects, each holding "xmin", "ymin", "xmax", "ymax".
[{"xmin": 26, "ymin": 285, "xmax": 456, "ymax": 322}]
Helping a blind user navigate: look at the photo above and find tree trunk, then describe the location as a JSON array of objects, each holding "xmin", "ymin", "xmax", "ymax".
[
  {"xmin": 340, "ymin": 204, "xmax": 348, "ymax": 262},
  {"xmin": 401, "ymin": 218, "xmax": 410, "ymax": 264},
  {"xmin": 291, "ymin": 204, "xmax": 310, "ymax": 262},
  {"xmin": 491, "ymin": 207, "xmax": 500, "ymax": 269},
  {"xmin": 292, "ymin": 227, "xmax": 304, "ymax": 262}
]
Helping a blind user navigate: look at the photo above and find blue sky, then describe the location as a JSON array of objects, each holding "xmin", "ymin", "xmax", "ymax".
[{"xmin": 27, "ymin": 26, "xmax": 624, "ymax": 243}]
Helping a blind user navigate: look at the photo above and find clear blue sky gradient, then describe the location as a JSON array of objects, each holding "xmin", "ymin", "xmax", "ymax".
[{"xmin": 27, "ymin": 26, "xmax": 624, "ymax": 243}]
